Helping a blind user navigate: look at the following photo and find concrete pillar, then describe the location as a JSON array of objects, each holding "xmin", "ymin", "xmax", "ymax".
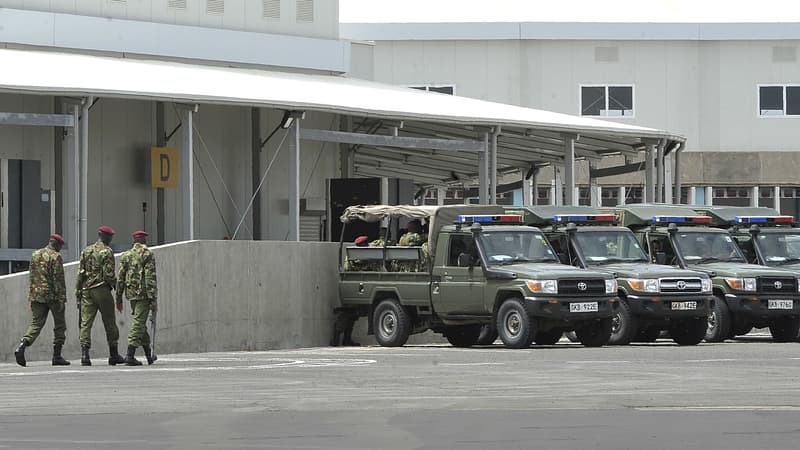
[
  {"xmin": 563, "ymin": 135, "xmax": 575, "ymax": 206},
  {"xmin": 436, "ymin": 187, "xmax": 445, "ymax": 206},
  {"xmin": 655, "ymin": 141, "xmax": 665, "ymax": 203},
  {"xmin": 251, "ymin": 108, "xmax": 262, "ymax": 240},
  {"xmin": 180, "ymin": 105, "xmax": 195, "ymax": 240},
  {"xmin": 553, "ymin": 167, "xmax": 563, "ymax": 206},
  {"xmin": 479, "ymin": 132, "xmax": 489, "ymax": 204},
  {"xmin": 664, "ymin": 153, "xmax": 673, "ymax": 204},
  {"xmin": 63, "ymin": 104, "xmax": 80, "ymax": 260},
  {"xmin": 644, "ymin": 144, "xmax": 655, "ymax": 203},
  {"xmin": 689, "ymin": 186, "xmax": 697, "ymax": 206},
  {"xmin": 521, "ymin": 171, "xmax": 533, "ymax": 206},
  {"xmin": 775, "ymin": 186, "xmax": 782, "ymax": 213},
  {"xmin": 490, "ymin": 127, "xmax": 500, "ymax": 204},
  {"xmin": 590, "ymin": 186, "xmax": 602, "ymax": 207},
  {"xmin": 618, "ymin": 186, "xmax": 626, "ymax": 206},
  {"xmin": 673, "ymin": 146, "xmax": 683, "ymax": 204},
  {"xmin": 531, "ymin": 169, "xmax": 539, "ymax": 206},
  {"xmin": 751, "ymin": 186, "xmax": 759, "ymax": 207},
  {"xmin": 79, "ymin": 97, "xmax": 92, "ymax": 251},
  {"xmin": 288, "ymin": 119, "xmax": 300, "ymax": 241},
  {"xmin": 704, "ymin": 186, "xmax": 713, "ymax": 206}
]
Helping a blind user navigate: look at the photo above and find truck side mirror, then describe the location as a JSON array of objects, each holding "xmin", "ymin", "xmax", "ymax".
[{"xmin": 655, "ymin": 252, "xmax": 668, "ymax": 265}]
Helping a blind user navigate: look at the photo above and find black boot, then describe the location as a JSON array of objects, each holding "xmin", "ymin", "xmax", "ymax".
[
  {"xmin": 124, "ymin": 345, "xmax": 142, "ymax": 366},
  {"xmin": 81, "ymin": 345, "xmax": 92, "ymax": 366},
  {"xmin": 143, "ymin": 346, "xmax": 156, "ymax": 365},
  {"xmin": 52, "ymin": 344, "xmax": 71, "ymax": 366},
  {"xmin": 108, "ymin": 345, "xmax": 125, "ymax": 366},
  {"xmin": 13, "ymin": 339, "xmax": 28, "ymax": 367}
]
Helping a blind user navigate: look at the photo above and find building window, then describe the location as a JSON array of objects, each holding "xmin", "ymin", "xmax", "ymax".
[
  {"xmin": 296, "ymin": 0, "xmax": 314, "ymax": 23},
  {"xmin": 759, "ymin": 85, "xmax": 800, "ymax": 116},
  {"xmin": 409, "ymin": 85, "xmax": 456, "ymax": 95},
  {"xmin": 206, "ymin": 0, "xmax": 224, "ymax": 14},
  {"xmin": 580, "ymin": 85, "xmax": 634, "ymax": 117},
  {"xmin": 168, "ymin": 0, "xmax": 187, "ymax": 8},
  {"xmin": 263, "ymin": 0, "xmax": 280, "ymax": 19}
]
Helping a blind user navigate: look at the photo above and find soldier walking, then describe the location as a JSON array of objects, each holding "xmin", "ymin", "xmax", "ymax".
[
  {"xmin": 116, "ymin": 230, "xmax": 158, "ymax": 365},
  {"xmin": 76, "ymin": 226, "xmax": 125, "ymax": 366},
  {"xmin": 13, "ymin": 234, "xmax": 71, "ymax": 366}
]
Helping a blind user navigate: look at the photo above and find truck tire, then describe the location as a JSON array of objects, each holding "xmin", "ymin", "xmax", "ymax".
[
  {"xmin": 769, "ymin": 315, "xmax": 800, "ymax": 342},
  {"xmin": 496, "ymin": 298, "xmax": 535, "ymax": 349},
  {"xmin": 608, "ymin": 300, "xmax": 637, "ymax": 345},
  {"xmin": 670, "ymin": 317, "xmax": 707, "ymax": 346},
  {"xmin": 475, "ymin": 325, "xmax": 499, "ymax": 345},
  {"xmin": 445, "ymin": 325, "xmax": 482, "ymax": 348},
  {"xmin": 534, "ymin": 329, "xmax": 563, "ymax": 345},
  {"xmin": 705, "ymin": 297, "xmax": 732, "ymax": 343},
  {"xmin": 373, "ymin": 298, "xmax": 411, "ymax": 347},
  {"xmin": 576, "ymin": 318, "xmax": 613, "ymax": 347}
]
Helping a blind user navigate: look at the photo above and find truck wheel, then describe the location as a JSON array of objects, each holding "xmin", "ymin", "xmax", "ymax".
[
  {"xmin": 564, "ymin": 331, "xmax": 580, "ymax": 343},
  {"xmin": 373, "ymin": 298, "xmax": 411, "ymax": 347},
  {"xmin": 534, "ymin": 329, "xmax": 563, "ymax": 345},
  {"xmin": 769, "ymin": 315, "xmax": 800, "ymax": 342},
  {"xmin": 670, "ymin": 317, "xmax": 707, "ymax": 346},
  {"xmin": 705, "ymin": 297, "xmax": 732, "ymax": 342},
  {"xmin": 475, "ymin": 325, "xmax": 499, "ymax": 345},
  {"xmin": 576, "ymin": 318, "xmax": 613, "ymax": 347},
  {"xmin": 496, "ymin": 298, "xmax": 535, "ymax": 349},
  {"xmin": 608, "ymin": 300, "xmax": 637, "ymax": 345},
  {"xmin": 445, "ymin": 325, "xmax": 482, "ymax": 348}
]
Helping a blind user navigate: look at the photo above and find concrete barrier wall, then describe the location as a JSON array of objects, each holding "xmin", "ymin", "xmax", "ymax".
[{"xmin": 0, "ymin": 240, "xmax": 346, "ymax": 363}]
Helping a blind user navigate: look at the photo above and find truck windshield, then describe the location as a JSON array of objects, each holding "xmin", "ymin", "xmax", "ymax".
[
  {"xmin": 755, "ymin": 232, "xmax": 800, "ymax": 265},
  {"xmin": 574, "ymin": 230, "xmax": 648, "ymax": 264},
  {"xmin": 674, "ymin": 231, "xmax": 746, "ymax": 264},
  {"xmin": 480, "ymin": 231, "xmax": 557, "ymax": 265}
]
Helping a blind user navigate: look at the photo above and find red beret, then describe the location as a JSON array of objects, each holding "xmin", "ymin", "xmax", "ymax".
[
  {"xmin": 132, "ymin": 230, "xmax": 149, "ymax": 238},
  {"xmin": 354, "ymin": 236, "xmax": 369, "ymax": 246},
  {"xmin": 98, "ymin": 226, "xmax": 115, "ymax": 235},
  {"xmin": 49, "ymin": 234, "xmax": 65, "ymax": 245}
]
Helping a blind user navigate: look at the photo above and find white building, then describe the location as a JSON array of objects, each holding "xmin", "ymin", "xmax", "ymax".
[{"xmin": 342, "ymin": 0, "xmax": 800, "ymax": 212}]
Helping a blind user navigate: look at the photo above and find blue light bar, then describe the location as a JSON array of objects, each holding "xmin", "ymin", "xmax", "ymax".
[
  {"xmin": 457, "ymin": 214, "xmax": 523, "ymax": 224},
  {"xmin": 735, "ymin": 215, "xmax": 793, "ymax": 224},
  {"xmin": 651, "ymin": 215, "xmax": 712, "ymax": 224},
  {"xmin": 553, "ymin": 214, "xmax": 615, "ymax": 223}
]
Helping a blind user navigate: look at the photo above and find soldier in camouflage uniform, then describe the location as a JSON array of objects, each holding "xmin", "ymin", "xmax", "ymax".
[
  {"xmin": 393, "ymin": 220, "xmax": 425, "ymax": 271},
  {"xmin": 13, "ymin": 234, "xmax": 71, "ymax": 367},
  {"xmin": 76, "ymin": 226, "xmax": 125, "ymax": 366},
  {"xmin": 344, "ymin": 236, "xmax": 385, "ymax": 272},
  {"xmin": 117, "ymin": 230, "xmax": 158, "ymax": 365}
]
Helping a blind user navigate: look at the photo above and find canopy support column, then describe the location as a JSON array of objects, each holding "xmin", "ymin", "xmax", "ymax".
[
  {"xmin": 479, "ymin": 132, "xmax": 489, "ymax": 204},
  {"xmin": 178, "ymin": 104, "xmax": 196, "ymax": 240},
  {"xmin": 664, "ymin": 152, "xmax": 673, "ymax": 204},
  {"xmin": 562, "ymin": 134, "xmax": 576, "ymax": 206},
  {"xmin": 643, "ymin": 140, "xmax": 657, "ymax": 203},
  {"xmin": 79, "ymin": 96, "xmax": 92, "ymax": 251},
  {"xmin": 490, "ymin": 126, "xmax": 501, "ymax": 204},
  {"xmin": 288, "ymin": 117, "xmax": 301, "ymax": 241},
  {"xmin": 673, "ymin": 142, "xmax": 683, "ymax": 204},
  {"xmin": 553, "ymin": 166, "xmax": 562, "ymax": 206},
  {"xmin": 655, "ymin": 139, "xmax": 665, "ymax": 203}
]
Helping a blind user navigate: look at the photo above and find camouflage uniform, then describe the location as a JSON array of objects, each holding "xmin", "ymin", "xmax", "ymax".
[
  {"xmin": 344, "ymin": 239, "xmax": 385, "ymax": 271},
  {"xmin": 393, "ymin": 232, "xmax": 425, "ymax": 272},
  {"xmin": 76, "ymin": 239, "xmax": 119, "ymax": 349},
  {"xmin": 22, "ymin": 243, "xmax": 67, "ymax": 346},
  {"xmin": 117, "ymin": 242, "xmax": 157, "ymax": 348}
]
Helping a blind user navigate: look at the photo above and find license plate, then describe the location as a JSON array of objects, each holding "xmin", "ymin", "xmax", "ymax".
[
  {"xmin": 768, "ymin": 300, "xmax": 793, "ymax": 310},
  {"xmin": 671, "ymin": 301, "xmax": 697, "ymax": 311},
  {"xmin": 570, "ymin": 302, "xmax": 598, "ymax": 313}
]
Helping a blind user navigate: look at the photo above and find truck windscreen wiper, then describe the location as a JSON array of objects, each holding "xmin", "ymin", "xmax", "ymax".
[{"xmin": 771, "ymin": 257, "xmax": 800, "ymax": 266}]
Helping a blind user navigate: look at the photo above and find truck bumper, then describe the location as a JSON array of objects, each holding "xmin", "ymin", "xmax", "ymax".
[
  {"xmin": 523, "ymin": 296, "xmax": 617, "ymax": 321},
  {"xmin": 723, "ymin": 294, "xmax": 800, "ymax": 318},
  {"xmin": 624, "ymin": 294, "xmax": 714, "ymax": 319}
]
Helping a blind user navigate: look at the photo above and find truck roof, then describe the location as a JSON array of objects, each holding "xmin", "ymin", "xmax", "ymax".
[
  {"xmin": 505, "ymin": 205, "xmax": 619, "ymax": 227},
  {"xmin": 340, "ymin": 204, "xmax": 505, "ymax": 254},
  {"xmin": 689, "ymin": 205, "xmax": 794, "ymax": 227},
  {"xmin": 609, "ymin": 203, "xmax": 711, "ymax": 228}
]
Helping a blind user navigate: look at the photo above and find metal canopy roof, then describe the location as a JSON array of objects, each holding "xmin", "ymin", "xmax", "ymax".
[{"xmin": 0, "ymin": 48, "xmax": 683, "ymax": 187}]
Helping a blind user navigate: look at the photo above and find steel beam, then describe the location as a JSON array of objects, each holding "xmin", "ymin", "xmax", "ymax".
[
  {"xmin": 298, "ymin": 128, "xmax": 483, "ymax": 152},
  {"xmin": 179, "ymin": 105, "xmax": 195, "ymax": 240},
  {"xmin": 288, "ymin": 119, "xmax": 301, "ymax": 241},
  {"xmin": 79, "ymin": 97, "xmax": 91, "ymax": 251},
  {"xmin": 0, "ymin": 112, "xmax": 75, "ymax": 127}
]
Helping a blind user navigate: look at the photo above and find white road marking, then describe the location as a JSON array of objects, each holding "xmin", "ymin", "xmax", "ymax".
[
  {"xmin": 438, "ymin": 362, "xmax": 505, "ymax": 366},
  {"xmin": 684, "ymin": 359, "xmax": 739, "ymax": 362},
  {"xmin": 637, "ymin": 406, "xmax": 800, "ymax": 411}
]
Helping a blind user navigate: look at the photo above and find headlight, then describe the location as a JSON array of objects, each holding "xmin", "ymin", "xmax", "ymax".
[
  {"xmin": 724, "ymin": 277, "xmax": 756, "ymax": 291},
  {"xmin": 701, "ymin": 278, "xmax": 712, "ymax": 293},
  {"xmin": 627, "ymin": 278, "xmax": 659, "ymax": 293},
  {"xmin": 605, "ymin": 279, "xmax": 618, "ymax": 294},
  {"xmin": 527, "ymin": 279, "xmax": 557, "ymax": 294}
]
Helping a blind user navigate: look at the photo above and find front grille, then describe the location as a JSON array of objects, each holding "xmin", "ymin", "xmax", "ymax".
[
  {"xmin": 757, "ymin": 277, "xmax": 796, "ymax": 293},
  {"xmin": 660, "ymin": 278, "xmax": 703, "ymax": 293},
  {"xmin": 558, "ymin": 279, "xmax": 606, "ymax": 296}
]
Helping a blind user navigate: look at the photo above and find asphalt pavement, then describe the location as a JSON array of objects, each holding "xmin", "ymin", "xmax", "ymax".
[{"xmin": 2, "ymin": 333, "xmax": 800, "ymax": 449}]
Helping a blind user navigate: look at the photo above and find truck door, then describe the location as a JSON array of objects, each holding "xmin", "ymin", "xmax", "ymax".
[{"xmin": 431, "ymin": 233, "xmax": 487, "ymax": 316}]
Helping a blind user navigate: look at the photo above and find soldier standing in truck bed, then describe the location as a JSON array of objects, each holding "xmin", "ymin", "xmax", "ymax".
[{"xmin": 13, "ymin": 234, "xmax": 71, "ymax": 367}]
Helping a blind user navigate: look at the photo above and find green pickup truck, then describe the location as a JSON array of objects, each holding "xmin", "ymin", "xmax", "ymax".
[
  {"xmin": 338, "ymin": 205, "xmax": 619, "ymax": 349},
  {"xmin": 613, "ymin": 204, "xmax": 800, "ymax": 342},
  {"xmin": 507, "ymin": 205, "xmax": 714, "ymax": 346}
]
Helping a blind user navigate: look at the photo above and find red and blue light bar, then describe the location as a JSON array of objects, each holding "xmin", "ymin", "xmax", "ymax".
[
  {"xmin": 457, "ymin": 214, "xmax": 523, "ymax": 224},
  {"xmin": 734, "ymin": 215, "xmax": 794, "ymax": 224},
  {"xmin": 553, "ymin": 214, "xmax": 615, "ymax": 223},
  {"xmin": 651, "ymin": 215, "xmax": 712, "ymax": 224}
]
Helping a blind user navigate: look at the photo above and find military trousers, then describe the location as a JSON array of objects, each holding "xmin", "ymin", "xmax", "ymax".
[
  {"xmin": 128, "ymin": 299, "xmax": 152, "ymax": 347},
  {"xmin": 23, "ymin": 300, "xmax": 66, "ymax": 346},
  {"xmin": 79, "ymin": 285, "xmax": 119, "ymax": 348}
]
